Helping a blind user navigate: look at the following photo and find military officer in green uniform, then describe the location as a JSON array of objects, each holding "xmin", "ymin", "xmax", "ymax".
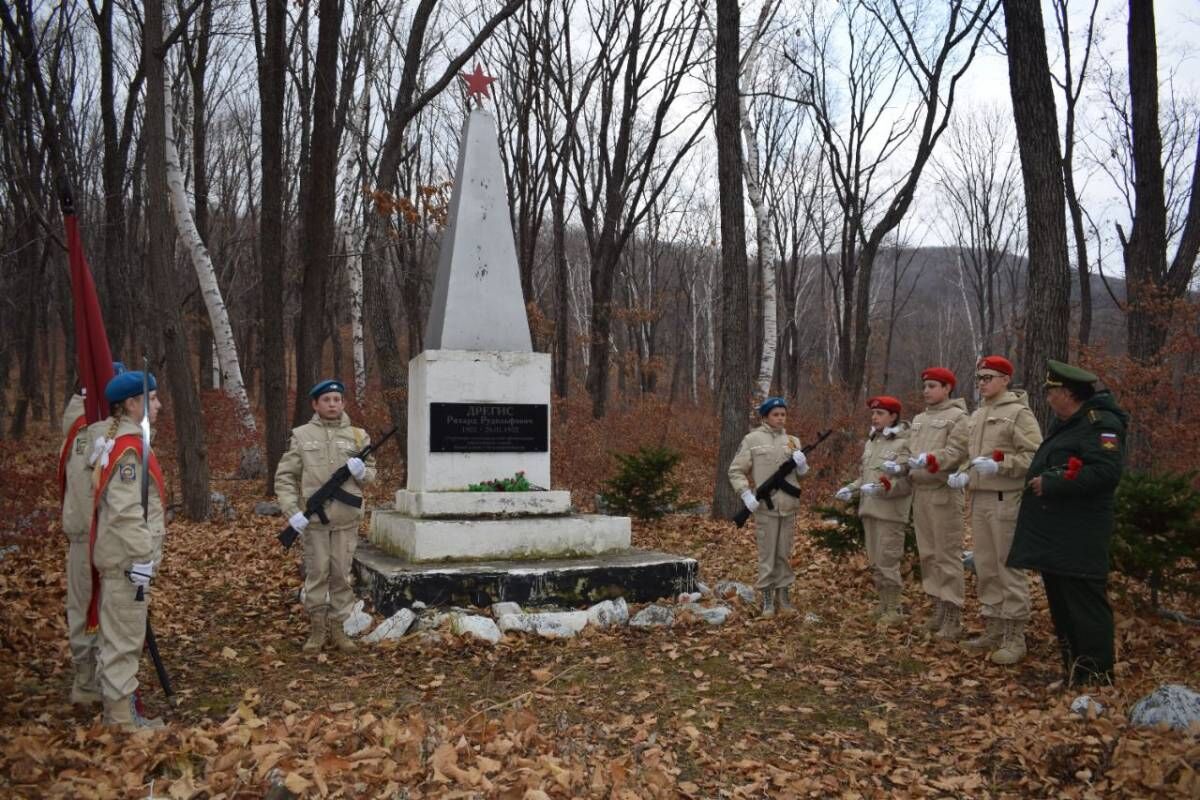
[{"xmin": 1007, "ymin": 360, "xmax": 1128, "ymax": 686}]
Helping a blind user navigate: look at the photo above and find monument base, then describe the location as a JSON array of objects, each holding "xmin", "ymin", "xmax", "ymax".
[
  {"xmin": 370, "ymin": 510, "xmax": 631, "ymax": 562},
  {"xmin": 395, "ymin": 489, "xmax": 572, "ymax": 517},
  {"xmin": 353, "ymin": 542, "xmax": 698, "ymax": 615}
]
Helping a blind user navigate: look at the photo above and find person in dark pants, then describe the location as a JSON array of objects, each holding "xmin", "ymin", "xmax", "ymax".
[{"xmin": 1007, "ymin": 360, "xmax": 1128, "ymax": 686}]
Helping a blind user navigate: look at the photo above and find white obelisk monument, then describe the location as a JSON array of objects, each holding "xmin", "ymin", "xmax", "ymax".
[{"xmin": 370, "ymin": 70, "xmax": 631, "ymax": 562}]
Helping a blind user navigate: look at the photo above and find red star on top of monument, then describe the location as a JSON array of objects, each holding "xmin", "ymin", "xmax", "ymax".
[{"xmin": 460, "ymin": 63, "xmax": 497, "ymax": 103}]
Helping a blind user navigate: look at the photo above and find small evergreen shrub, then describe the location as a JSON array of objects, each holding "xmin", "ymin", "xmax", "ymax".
[
  {"xmin": 803, "ymin": 498, "xmax": 917, "ymax": 560},
  {"xmin": 468, "ymin": 471, "xmax": 533, "ymax": 492},
  {"xmin": 1111, "ymin": 471, "xmax": 1200, "ymax": 607},
  {"xmin": 599, "ymin": 446, "xmax": 682, "ymax": 520}
]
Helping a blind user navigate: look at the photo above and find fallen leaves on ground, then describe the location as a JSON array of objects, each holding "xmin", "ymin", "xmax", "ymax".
[{"xmin": 1, "ymin": 393, "xmax": 1198, "ymax": 797}]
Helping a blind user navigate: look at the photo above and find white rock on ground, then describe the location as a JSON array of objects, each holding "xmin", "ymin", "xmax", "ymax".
[
  {"xmin": 677, "ymin": 592, "xmax": 702, "ymax": 604},
  {"xmin": 491, "ymin": 601, "xmax": 523, "ymax": 617},
  {"xmin": 363, "ymin": 608, "xmax": 417, "ymax": 642},
  {"xmin": 630, "ymin": 604, "xmax": 675, "ymax": 629},
  {"xmin": 696, "ymin": 582, "xmax": 713, "ymax": 598},
  {"xmin": 451, "ymin": 615, "xmax": 503, "ymax": 644},
  {"xmin": 1129, "ymin": 684, "xmax": 1200, "ymax": 732},
  {"xmin": 680, "ymin": 603, "xmax": 732, "ymax": 626},
  {"xmin": 497, "ymin": 611, "xmax": 589, "ymax": 639},
  {"xmin": 587, "ymin": 598, "xmax": 630, "ymax": 628},
  {"xmin": 1070, "ymin": 695, "xmax": 1104, "ymax": 718},
  {"xmin": 343, "ymin": 600, "xmax": 372, "ymax": 636},
  {"xmin": 713, "ymin": 581, "xmax": 756, "ymax": 604},
  {"xmin": 803, "ymin": 612, "xmax": 823, "ymax": 625}
]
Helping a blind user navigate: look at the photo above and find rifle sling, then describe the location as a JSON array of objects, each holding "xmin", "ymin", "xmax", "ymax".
[
  {"xmin": 774, "ymin": 482, "xmax": 801, "ymax": 498},
  {"xmin": 329, "ymin": 486, "xmax": 362, "ymax": 509}
]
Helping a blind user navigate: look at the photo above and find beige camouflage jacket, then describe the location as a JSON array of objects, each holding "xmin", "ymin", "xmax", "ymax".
[
  {"xmin": 60, "ymin": 394, "xmax": 92, "ymax": 541},
  {"xmin": 955, "ymin": 390, "xmax": 1043, "ymax": 493},
  {"xmin": 727, "ymin": 424, "xmax": 806, "ymax": 517},
  {"xmin": 275, "ymin": 412, "xmax": 377, "ymax": 529},
  {"xmin": 92, "ymin": 417, "xmax": 166, "ymax": 575},
  {"xmin": 849, "ymin": 423, "xmax": 912, "ymax": 522},
  {"xmin": 908, "ymin": 398, "xmax": 969, "ymax": 490}
]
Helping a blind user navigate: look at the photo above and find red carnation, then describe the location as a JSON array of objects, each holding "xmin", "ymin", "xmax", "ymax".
[
  {"xmin": 879, "ymin": 476, "xmax": 892, "ymax": 492},
  {"xmin": 1065, "ymin": 456, "xmax": 1083, "ymax": 480},
  {"xmin": 991, "ymin": 449, "xmax": 1005, "ymax": 462},
  {"xmin": 926, "ymin": 454, "xmax": 940, "ymax": 474}
]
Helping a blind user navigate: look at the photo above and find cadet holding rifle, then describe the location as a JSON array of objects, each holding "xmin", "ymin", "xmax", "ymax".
[
  {"xmin": 275, "ymin": 379, "xmax": 377, "ymax": 653},
  {"xmin": 727, "ymin": 397, "xmax": 813, "ymax": 619}
]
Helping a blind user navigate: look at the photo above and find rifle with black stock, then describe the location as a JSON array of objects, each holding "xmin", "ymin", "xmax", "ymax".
[
  {"xmin": 277, "ymin": 426, "xmax": 399, "ymax": 549},
  {"xmin": 731, "ymin": 429, "xmax": 833, "ymax": 528}
]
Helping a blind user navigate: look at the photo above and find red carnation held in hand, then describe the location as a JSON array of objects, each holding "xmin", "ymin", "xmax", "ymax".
[
  {"xmin": 991, "ymin": 449, "xmax": 1005, "ymax": 462},
  {"xmin": 926, "ymin": 454, "xmax": 940, "ymax": 474},
  {"xmin": 1065, "ymin": 456, "xmax": 1083, "ymax": 480},
  {"xmin": 879, "ymin": 476, "xmax": 892, "ymax": 492}
]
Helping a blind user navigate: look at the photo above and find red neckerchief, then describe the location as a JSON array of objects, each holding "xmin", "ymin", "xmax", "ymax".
[
  {"xmin": 56, "ymin": 416, "xmax": 87, "ymax": 510},
  {"xmin": 86, "ymin": 434, "xmax": 165, "ymax": 633}
]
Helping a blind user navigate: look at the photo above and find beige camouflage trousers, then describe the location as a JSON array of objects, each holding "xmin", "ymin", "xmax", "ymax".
[
  {"xmin": 752, "ymin": 512, "xmax": 796, "ymax": 590},
  {"xmin": 303, "ymin": 525, "xmax": 359, "ymax": 621},
  {"xmin": 66, "ymin": 537, "xmax": 99, "ymax": 691},
  {"xmin": 969, "ymin": 490, "xmax": 1030, "ymax": 621},
  {"xmin": 912, "ymin": 488, "xmax": 965, "ymax": 608},
  {"xmin": 863, "ymin": 517, "xmax": 906, "ymax": 592}
]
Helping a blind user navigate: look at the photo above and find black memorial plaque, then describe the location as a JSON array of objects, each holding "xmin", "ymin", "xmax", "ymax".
[{"xmin": 429, "ymin": 402, "xmax": 548, "ymax": 453}]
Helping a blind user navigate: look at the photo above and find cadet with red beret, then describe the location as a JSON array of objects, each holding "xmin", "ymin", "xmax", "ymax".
[
  {"xmin": 835, "ymin": 396, "xmax": 912, "ymax": 627},
  {"xmin": 947, "ymin": 356, "xmax": 1043, "ymax": 665},
  {"xmin": 905, "ymin": 367, "xmax": 970, "ymax": 639}
]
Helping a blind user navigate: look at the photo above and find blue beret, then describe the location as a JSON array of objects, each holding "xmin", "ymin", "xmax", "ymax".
[
  {"xmin": 105, "ymin": 370, "xmax": 156, "ymax": 404},
  {"xmin": 758, "ymin": 396, "xmax": 787, "ymax": 416},
  {"xmin": 112, "ymin": 361, "xmax": 127, "ymax": 375},
  {"xmin": 309, "ymin": 379, "xmax": 345, "ymax": 399}
]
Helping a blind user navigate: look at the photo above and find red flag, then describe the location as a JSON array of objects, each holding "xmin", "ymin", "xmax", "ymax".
[{"xmin": 64, "ymin": 204, "xmax": 114, "ymax": 423}]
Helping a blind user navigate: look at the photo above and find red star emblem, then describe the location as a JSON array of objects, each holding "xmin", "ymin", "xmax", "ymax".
[{"xmin": 460, "ymin": 64, "xmax": 497, "ymax": 103}]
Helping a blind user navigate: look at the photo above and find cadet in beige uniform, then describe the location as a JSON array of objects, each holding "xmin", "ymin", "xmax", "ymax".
[
  {"xmin": 948, "ymin": 356, "xmax": 1043, "ymax": 664},
  {"xmin": 90, "ymin": 370, "xmax": 166, "ymax": 730},
  {"xmin": 728, "ymin": 396, "xmax": 810, "ymax": 618},
  {"xmin": 905, "ymin": 367, "xmax": 970, "ymax": 640},
  {"xmin": 275, "ymin": 379, "xmax": 376, "ymax": 652},
  {"xmin": 835, "ymin": 396, "xmax": 912, "ymax": 627},
  {"xmin": 59, "ymin": 390, "xmax": 100, "ymax": 705}
]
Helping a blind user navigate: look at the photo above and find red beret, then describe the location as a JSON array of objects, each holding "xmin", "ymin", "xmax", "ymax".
[
  {"xmin": 977, "ymin": 355, "xmax": 1014, "ymax": 376},
  {"xmin": 868, "ymin": 395, "xmax": 902, "ymax": 414},
  {"xmin": 921, "ymin": 367, "xmax": 956, "ymax": 388}
]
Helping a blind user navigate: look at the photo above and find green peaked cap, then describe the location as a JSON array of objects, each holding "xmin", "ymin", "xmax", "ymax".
[{"xmin": 1044, "ymin": 359, "xmax": 1098, "ymax": 387}]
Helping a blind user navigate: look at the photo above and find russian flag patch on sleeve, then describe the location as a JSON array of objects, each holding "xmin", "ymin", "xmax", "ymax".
[{"xmin": 1100, "ymin": 432, "xmax": 1119, "ymax": 450}]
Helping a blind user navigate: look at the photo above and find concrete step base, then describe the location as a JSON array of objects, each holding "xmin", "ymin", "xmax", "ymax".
[
  {"xmin": 352, "ymin": 542, "xmax": 698, "ymax": 616},
  {"xmin": 394, "ymin": 489, "xmax": 572, "ymax": 517},
  {"xmin": 370, "ymin": 510, "xmax": 631, "ymax": 562}
]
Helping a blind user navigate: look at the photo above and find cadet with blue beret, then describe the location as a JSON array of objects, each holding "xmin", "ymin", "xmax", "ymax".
[
  {"xmin": 275, "ymin": 379, "xmax": 376, "ymax": 653},
  {"xmin": 1008, "ymin": 360, "xmax": 1128, "ymax": 686},
  {"xmin": 88, "ymin": 369, "xmax": 167, "ymax": 730},
  {"xmin": 727, "ymin": 396, "xmax": 812, "ymax": 618}
]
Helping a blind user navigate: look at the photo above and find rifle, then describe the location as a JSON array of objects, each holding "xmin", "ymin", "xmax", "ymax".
[
  {"xmin": 136, "ymin": 359, "xmax": 177, "ymax": 705},
  {"xmin": 277, "ymin": 426, "xmax": 399, "ymax": 549},
  {"xmin": 732, "ymin": 429, "xmax": 832, "ymax": 528}
]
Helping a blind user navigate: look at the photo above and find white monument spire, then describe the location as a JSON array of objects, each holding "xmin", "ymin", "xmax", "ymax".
[{"xmin": 424, "ymin": 106, "xmax": 531, "ymax": 352}]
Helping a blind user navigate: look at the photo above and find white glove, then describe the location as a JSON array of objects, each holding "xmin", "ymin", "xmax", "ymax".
[
  {"xmin": 881, "ymin": 460, "xmax": 905, "ymax": 476},
  {"xmin": 127, "ymin": 560, "xmax": 154, "ymax": 587},
  {"xmin": 288, "ymin": 511, "xmax": 309, "ymax": 532},
  {"xmin": 859, "ymin": 482, "xmax": 883, "ymax": 497},
  {"xmin": 947, "ymin": 472, "xmax": 970, "ymax": 490},
  {"xmin": 908, "ymin": 453, "xmax": 928, "ymax": 470},
  {"xmin": 970, "ymin": 456, "xmax": 1000, "ymax": 477},
  {"xmin": 89, "ymin": 436, "xmax": 115, "ymax": 468},
  {"xmin": 347, "ymin": 456, "xmax": 366, "ymax": 480},
  {"xmin": 835, "ymin": 486, "xmax": 854, "ymax": 502},
  {"xmin": 791, "ymin": 450, "xmax": 809, "ymax": 475},
  {"xmin": 741, "ymin": 490, "xmax": 760, "ymax": 513}
]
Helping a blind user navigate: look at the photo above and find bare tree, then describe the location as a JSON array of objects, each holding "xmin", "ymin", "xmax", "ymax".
[
  {"xmin": 788, "ymin": 0, "xmax": 998, "ymax": 399},
  {"xmin": 712, "ymin": 0, "xmax": 753, "ymax": 519},
  {"xmin": 1001, "ymin": 0, "xmax": 1070, "ymax": 422},
  {"xmin": 934, "ymin": 105, "xmax": 1023, "ymax": 356}
]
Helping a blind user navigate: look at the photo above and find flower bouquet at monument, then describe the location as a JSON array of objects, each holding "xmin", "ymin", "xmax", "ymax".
[{"xmin": 468, "ymin": 471, "xmax": 538, "ymax": 492}]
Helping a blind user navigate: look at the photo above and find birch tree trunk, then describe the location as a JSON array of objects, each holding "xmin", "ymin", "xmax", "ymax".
[
  {"xmin": 345, "ymin": 226, "xmax": 367, "ymax": 399},
  {"xmin": 741, "ymin": 1, "xmax": 778, "ymax": 402},
  {"xmin": 164, "ymin": 85, "xmax": 259, "ymax": 440}
]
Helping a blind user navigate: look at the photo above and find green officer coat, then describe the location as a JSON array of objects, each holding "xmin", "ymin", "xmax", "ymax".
[{"xmin": 1007, "ymin": 391, "xmax": 1128, "ymax": 579}]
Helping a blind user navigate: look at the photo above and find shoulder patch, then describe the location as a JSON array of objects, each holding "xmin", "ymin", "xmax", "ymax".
[
  {"xmin": 118, "ymin": 463, "xmax": 138, "ymax": 482},
  {"xmin": 1099, "ymin": 431, "xmax": 1119, "ymax": 450}
]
